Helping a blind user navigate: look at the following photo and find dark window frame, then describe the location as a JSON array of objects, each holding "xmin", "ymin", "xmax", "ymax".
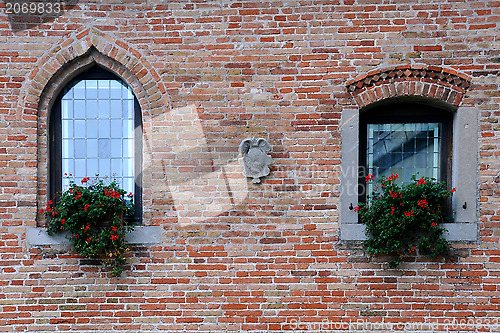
[
  {"xmin": 358, "ymin": 102, "xmax": 453, "ymax": 205},
  {"xmin": 49, "ymin": 66, "xmax": 143, "ymax": 224}
]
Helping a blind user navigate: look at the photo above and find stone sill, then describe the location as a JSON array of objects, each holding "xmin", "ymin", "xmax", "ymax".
[
  {"xmin": 27, "ymin": 226, "xmax": 164, "ymax": 246},
  {"xmin": 340, "ymin": 223, "xmax": 478, "ymax": 242}
]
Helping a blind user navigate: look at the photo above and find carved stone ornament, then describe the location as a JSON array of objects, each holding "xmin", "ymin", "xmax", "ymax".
[{"xmin": 239, "ymin": 138, "xmax": 272, "ymax": 184}]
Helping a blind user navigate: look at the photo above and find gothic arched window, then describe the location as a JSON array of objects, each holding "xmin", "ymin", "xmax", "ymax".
[{"xmin": 49, "ymin": 66, "xmax": 142, "ymax": 222}]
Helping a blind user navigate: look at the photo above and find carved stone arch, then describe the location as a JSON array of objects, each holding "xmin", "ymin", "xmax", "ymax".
[
  {"xmin": 33, "ymin": 28, "xmax": 164, "ymax": 226},
  {"xmin": 345, "ymin": 65, "xmax": 472, "ymax": 109}
]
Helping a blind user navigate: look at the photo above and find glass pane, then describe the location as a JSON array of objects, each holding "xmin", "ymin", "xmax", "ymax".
[
  {"xmin": 367, "ymin": 122, "xmax": 441, "ymax": 186},
  {"xmin": 74, "ymin": 139, "xmax": 86, "ymax": 158},
  {"xmin": 87, "ymin": 159, "xmax": 99, "ymax": 177},
  {"xmin": 123, "ymin": 158, "xmax": 133, "ymax": 176},
  {"xmin": 123, "ymin": 86, "xmax": 133, "ymax": 99},
  {"xmin": 62, "ymin": 159, "xmax": 72, "ymax": 175},
  {"xmin": 110, "ymin": 100, "xmax": 122, "ymax": 118},
  {"xmin": 62, "ymin": 139, "xmax": 73, "ymax": 158},
  {"xmin": 74, "ymin": 81, "xmax": 85, "ymax": 99},
  {"xmin": 110, "ymin": 80, "xmax": 122, "ymax": 99},
  {"xmin": 62, "ymin": 120, "xmax": 73, "ymax": 138},
  {"xmin": 98, "ymin": 80, "xmax": 110, "ymax": 99},
  {"xmin": 74, "ymin": 120, "xmax": 86, "ymax": 138},
  {"xmin": 111, "ymin": 139, "xmax": 122, "ymax": 158},
  {"xmin": 123, "ymin": 120, "xmax": 133, "ymax": 137},
  {"xmin": 87, "ymin": 139, "xmax": 98, "ymax": 158},
  {"xmin": 74, "ymin": 100, "xmax": 85, "ymax": 118},
  {"xmin": 99, "ymin": 138, "xmax": 111, "ymax": 158},
  {"xmin": 98, "ymin": 99, "xmax": 110, "ymax": 118},
  {"xmin": 123, "ymin": 177, "xmax": 134, "ymax": 194},
  {"xmin": 99, "ymin": 119, "xmax": 110, "ymax": 137},
  {"xmin": 62, "ymin": 100, "xmax": 73, "ymax": 119},
  {"xmin": 99, "ymin": 159, "xmax": 110, "ymax": 176},
  {"xmin": 74, "ymin": 159, "xmax": 86, "ymax": 178},
  {"xmin": 124, "ymin": 99, "xmax": 134, "ymax": 118},
  {"xmin": 111, "ymin": 120, "xmax": 122, "ymax": 138},
  {"xmin": 123, "ymin": 139, "xmax": 134, "ymax": 158},
  {"xmin": 87, "ymin": 100, "xmax": 98, "ymax": 119},
  {"xmin": 87, "ymin": 119, "xmax": 98, "ymax": 138},
  {"xmin": 62, "ymin": 86, "xmax": 73, "ymax": 100},
  {"xmin": 111, "ymin": 159, "xmax": 123, "ymax": 175},
  {"xmin": 86, "ymin": 80, "xmax": 97, "ymax": 99},
  {"xmin": 62, "ymin": 177, "xmax": 71, "ymax": 190}
]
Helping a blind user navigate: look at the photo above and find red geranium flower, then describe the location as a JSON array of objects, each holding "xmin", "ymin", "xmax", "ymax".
[{"xmin": 417, "ymin": 199, "xmax": 428, "ymax": 208}]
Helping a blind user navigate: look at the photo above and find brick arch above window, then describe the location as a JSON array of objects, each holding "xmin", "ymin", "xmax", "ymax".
[
  {"xmin": 20, "ymin": 27, "xmax": 167, "ymax": 120},
  {"xmin": 345, "ymin": 65, "xmax": 472, "ymax": 108},
  {"xmin": 31, "ymin": 28, "xmax": 166, "ymax": 227}
]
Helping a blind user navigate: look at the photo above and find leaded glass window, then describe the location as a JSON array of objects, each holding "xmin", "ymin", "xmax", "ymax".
[
  {"xmin": 60, "ymin": 79, "xmax": 135, "ymax": 192},
  {"xmin": 50, "ymin": 67, "xmax": 142, "ymax": 222}
]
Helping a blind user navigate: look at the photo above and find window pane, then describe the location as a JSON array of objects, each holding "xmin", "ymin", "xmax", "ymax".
[
  {"xmin": 99, "ymin": 138, "xmax": 111, "ymax": 158},
  {"xmin": 110, "ymin": 80, "xmax": 122, "ymax": 99},
  {"xmin": 110, "ymin": 100, "xmax": 122, "ymax": 118},
  {"xmin": 111, "ymin": 139, "xmax": 122, "ymax": 158},
  {"xmin": 74, "ymin": 139, "xmax": 86, "ymax": 158},
  {"xmin": 99, "ymin": 119, "xmax": 110, "ymax": 137},
  {"xmin": 111, "ymin": 120, "xmax": 122, "ymax": 138},
  {"xmin": 74, "ymin": 100, "xmax": 85, "ymax": 118},
  {"xmin": 74, "ymin": 159, "xmax": 86, "ymax": 178},
  {"xmin": 62, "ymin": 100, "xmax": 73, "ymax": 119},
  {"xmin": 74, "ymin": 81, "xmax": 85, "ymax": 99},
  {"xmin": 124, "ymin": 99, "xmax": 134, "ymax": 118},
  {"xmin": 87, "ymin": 119, "xmax": 98, "ymax": 138},
  {"xmin": 367, "ymin": 122, "xmax": 441, "ymax": 188},
  {"xmin": 87, "ymin": 139, "xmax": 98, "ymax": 158},
  {"xmin": 111, "ymin": 159, "xmax": 123, "ymax": 175},
  {"xmin": 99, "ymin": 159, "xmax": 110, "ymax": 176},
  {"xmin": 98, "ymin": 80, "xmax": 110, "ymax": 99},
  {"xmin": 74, "ymin": 120, "xmax": 86, "ymax": 138},
  {"xmin": 87, "ymin": 158, "xmax": 99, "ymax": 177},
  {"xmin": 98, "ymin": 99, "xmax": 110, "ymax": 118},
  {"xmin": 86, "ymin": 80, "xmax": 97, "ymax": 99},
  {"xmin": 87, "ymin": 100, "xmax": 98, "ymax": 119},
  {"xmin": 62, "ymin": 139, "xmax": 73, "ymax": 158}
]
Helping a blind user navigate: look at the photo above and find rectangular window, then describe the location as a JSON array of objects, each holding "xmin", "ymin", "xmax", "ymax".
[
  {"xmin": 60, "ymin": 79, "xmax": 136, "ymax": 195},
  {"xmin": 366, "ymin": 122, "xmax": 441, "ymax": 195}
]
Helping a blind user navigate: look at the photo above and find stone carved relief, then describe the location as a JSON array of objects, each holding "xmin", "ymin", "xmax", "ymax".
[{"xmin": 239, "ymin": 138, "xmax": 272, "ymax": 184}]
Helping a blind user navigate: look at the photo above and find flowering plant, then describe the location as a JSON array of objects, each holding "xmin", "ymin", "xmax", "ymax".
[
  {"xmin": 356, "ymin": 174, "xmax": 454, "ymax": 268},
  {"xmin": 42, "ymin": 176, "xmax": 135, "ymax": 276}
]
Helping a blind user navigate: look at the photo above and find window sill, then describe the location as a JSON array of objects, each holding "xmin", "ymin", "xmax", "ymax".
[
  {"xmin": 340, "ymin": 222, "xmax": 477, "ymax": 242},
  {"xmin": 26, "ymin": 226, "xmax": 164, "ymax": 246}
]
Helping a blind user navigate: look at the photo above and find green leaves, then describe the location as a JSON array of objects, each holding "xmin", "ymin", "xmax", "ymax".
[
  {"xmin": 44, "ymin": 176, "xmax": 135, "ymax": 277},
  {"xmin": 357, "ymin": 174, "xmax": 453, "ymax": 268}
]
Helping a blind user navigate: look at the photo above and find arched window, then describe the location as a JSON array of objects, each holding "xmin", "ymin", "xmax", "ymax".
[{"xmin": 49, "ymin": 66, "xmax": 142, "ymax": 222}]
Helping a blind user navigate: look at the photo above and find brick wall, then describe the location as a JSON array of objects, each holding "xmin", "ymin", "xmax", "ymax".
[{"xmin": 1, "ymin": 0, "xmax": 499, "ymax": 331}]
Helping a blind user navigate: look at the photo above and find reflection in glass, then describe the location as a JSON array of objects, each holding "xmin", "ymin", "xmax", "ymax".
[{"xmin": 367, "ymin": 123, "xmax": 441, "ymax": 194}]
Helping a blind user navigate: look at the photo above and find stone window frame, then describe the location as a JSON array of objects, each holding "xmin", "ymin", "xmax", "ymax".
[{"xmin": 340, "ymin": 66, "xmax": 478, "ymax": 242}]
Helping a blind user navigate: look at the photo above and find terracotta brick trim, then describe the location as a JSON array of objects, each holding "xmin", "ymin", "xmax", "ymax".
[
  {"xmin": 345, "ymin": 65, "xmax": 472, "ymax": 108},
  {"xmin": 21, "ymin": 27, "xmax": 166, "ymax": 118}
]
